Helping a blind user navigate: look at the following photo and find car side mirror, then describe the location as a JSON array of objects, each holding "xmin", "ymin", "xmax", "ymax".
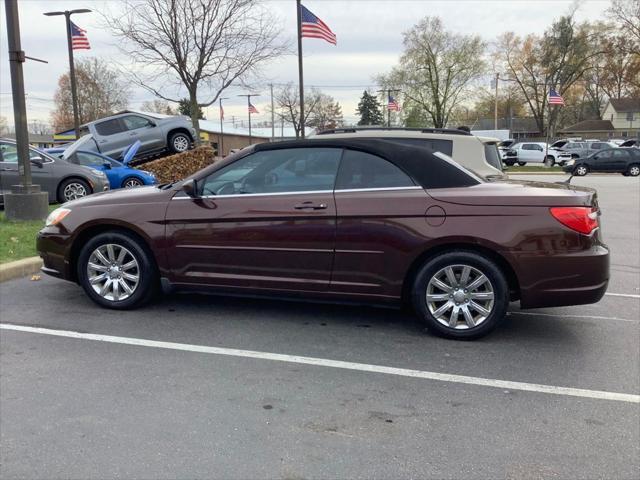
[
  {"xmin": 102, "ymin": 162, "xmax": 112, "ymax": 169},
  {"xmin": 30, "ymin": 158, "xmax": 43, "ymax": 168},
  {"xmin": 149, "ymin": 120, "xmax": 157, "ymax": 127},
  {"xmin": 182, "ymin": 179, "xmax": 198, "ymax": 197}
]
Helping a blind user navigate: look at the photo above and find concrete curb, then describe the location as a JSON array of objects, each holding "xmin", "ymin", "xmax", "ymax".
[{"xmin": 0, "ymin": 257, "xmax": 43, "ymax": 283}]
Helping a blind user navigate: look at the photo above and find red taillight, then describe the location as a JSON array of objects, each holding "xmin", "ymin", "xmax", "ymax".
[{"xmin": 550, "ymin": 207, "xmax": 599, "ymax": 235}]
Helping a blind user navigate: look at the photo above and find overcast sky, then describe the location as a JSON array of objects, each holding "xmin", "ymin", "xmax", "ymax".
[{"xmin": 0, "ymin": 0, "xmax": 610, "ymax": 130}]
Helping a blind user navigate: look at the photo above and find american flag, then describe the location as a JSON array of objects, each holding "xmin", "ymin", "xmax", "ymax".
[
  {"xmin": 300, "ymin": 4, "xmax": 336, "ymax": 45},
  {"xmin": 70, "ymin": 22, "xmax": 90, "ymax": 50},
  {"xmin": 388, "ymin": 95, "xmax": 400, "ymax": 111},
  {"xmin": 548, "ymin": 89, "xmax": 565, "ymax": 106},
  {"xmin": 248, "ymin": 102, "xmax": 259, "ymax": 114}
]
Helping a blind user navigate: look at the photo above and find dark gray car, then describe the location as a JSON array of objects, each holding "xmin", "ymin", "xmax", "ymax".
[{"xmin": 0, "ymin": 138, "xmax": 110, "ymax": 204}]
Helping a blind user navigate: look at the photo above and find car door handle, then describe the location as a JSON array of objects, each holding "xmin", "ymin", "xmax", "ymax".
[
  {"xmin": 129, "ymin": 132, "xmax": 137, "ymax": 136},
  {"xmin": 294, "ymin": 202, "xmax": 327, "ymax": 210}
]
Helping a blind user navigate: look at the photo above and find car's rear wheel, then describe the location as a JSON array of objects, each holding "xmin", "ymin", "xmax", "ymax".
[
  {"xmin": 168, "ymin": 132, "xmax": 191, "ymax": 153},
  {"xmin": 574, "ymin": 164, "xmax": 589, "ymax": 176},
  {"xmin": 627, "ymin": 164, "xmax": 640, "ymax": 177},
  {"xmin": 122, "ymin": 176, "xmax": 143, "ymax": 188},
  {"xmin": 411, "ymin": 251, "xmax": 509, "ymax": 340},
  {"xmin": 77, "ymin": 231, "xmax": 157, "ymax": 309},
  {"xmin": 58, "ymin": 178, "xmax": 91, "ymax": 203}
]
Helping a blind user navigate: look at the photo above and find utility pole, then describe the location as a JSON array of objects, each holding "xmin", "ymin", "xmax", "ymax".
[
  {"xmin": 218, "ymin": 97, "xmax": 228, "ymax": 157},
  {"xmin": 270, "ymin": 84, "xmax": 275, "ymax": 142},
  {"xmin": 238, "ymin": 93, "xmax": 260, "ymax": 145},
  {"xmin": 494, "ymin": 72, "xmax": 499, "ymax": 130},
  {"xmin": 4, "ymin": 0, "xmax": 48, "ymax": 220},
  {"xmin": 43, "ymin": 8, "xmax": 91, "ymax": 140},
  {"xmin": 378, "ymin": 88, "xmax": 400, "ymax": 127}
]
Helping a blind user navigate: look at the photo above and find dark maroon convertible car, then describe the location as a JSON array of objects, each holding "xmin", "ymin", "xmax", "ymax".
[{"xmin": 38, "ymin": 138, "xmax": 609, "ymax": 339}]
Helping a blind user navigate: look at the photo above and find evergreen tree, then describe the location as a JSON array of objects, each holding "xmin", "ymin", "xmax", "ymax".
[
  {"xmin": 178, "ymin": 98, "xmax": 204, "ymax": 119},
  {"xmin": 356, "ymin": 91, "xmax": 384, "ymax": 125}
]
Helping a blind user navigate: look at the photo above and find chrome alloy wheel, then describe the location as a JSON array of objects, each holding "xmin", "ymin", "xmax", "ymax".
[
  {"xmin": 426, "ymin": 264, "xmax": 495, "ymax": 330},
  {"xmin": 173, "ymin": 135, "xmax": 189, "ymax": 151},
  {"xmin": 63, "ymin": 182, "xmax": 88, "ymax": 201},
  {"xmin": 87, "ymin": 244, "xmax": 140, "ymax": 301},
  {"xmin": 124, "ymin": 178, "xmax": 143, "ymax": 188},
  {"xmin": 575, "ymin": 165, "xmax": 588, "ymax": 176},
  {"xmin": 629, "ymin": 165, "xmax": 640, "ymax": 176}
]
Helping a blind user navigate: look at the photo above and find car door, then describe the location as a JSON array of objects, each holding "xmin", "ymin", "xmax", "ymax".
[
  {"xmin": 0, "ymin": 142, "xmax": 53, "ymax": 199},
  {"xmin": 609, "ymin": 149, "xmax": 630, "ymax": 172},
  {"xmin": 121, "ymin": 115, "xmax": 163, "ymax": 154},
  {"xmin": 531, "ymin": 143, "xmax": 545, "ymax": 163},
  {"xmin": 331, "ymin": 149, "xmax": 432, "ymax": 298},
  {"xmin": 590, "ymin": 150, "xmax": 612, "ymax": 172},
  {"xmin": 519, "ymin": 144, "xmax": 534, "ymax": 162},
  {"xmin": 92, "ymin": 117, "xmax": 131, "ymax": 159},
  {"xmin": 165, "ymin": 147, "xmax": 341, "ymax": 291}
]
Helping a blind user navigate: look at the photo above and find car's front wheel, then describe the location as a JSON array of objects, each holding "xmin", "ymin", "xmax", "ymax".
[
  {"xmin": 58, "ymin": 178, "xmax": 91, "ymax": 203},
  {"xmin": 411, "ymin": 251, "xmax": 509, "ymax": 340},
  {"xmin": 574, "ymin": 164, "xmax": 589, "ymax": 176},
  {"xmin": 544, "ymin": 156, "xmax": 555, "ymax": 167},
  {"xmin": 517, "ymin": 161, "xmax": 527, "ymax": 167},
  {"xmin": 77, "ymin": 231, "xmax": 157, "ymax": 309},
  {"xmin": 122, "ymin": 176, "xmax": 144, "ymax": 188},
  {"xmin": 627, "ymin": 164, "xmax": 640, "ymax": 177},
  {"xmin": 168, "ymin": 132, "xmax": 191, "ymax": 154}
]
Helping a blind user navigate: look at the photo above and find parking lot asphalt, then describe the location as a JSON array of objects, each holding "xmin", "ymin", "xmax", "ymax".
[{"xmin": 1, "ymin": 174, "xmax": 639, "ymax": 479}]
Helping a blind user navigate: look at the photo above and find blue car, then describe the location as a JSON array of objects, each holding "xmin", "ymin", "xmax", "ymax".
[{"xmin": 46, "ymin": 138, "xmax": 156, "ymax": 189}]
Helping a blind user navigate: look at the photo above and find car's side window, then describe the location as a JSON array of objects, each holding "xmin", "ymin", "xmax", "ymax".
[
  {"xmin": 76, "ymin": 152, "xmax": 105, "ymax": 167},
  {"xmin": 201, "ymin": 148, "xmax": 342, "ymax": 196},
  {"xmin": 612, "ymin": 149, "xmax": 629, "ymax": 158},
  {"xmin": 534, "ymin": 144, "xmax": 543, "ymax": 151},
  {"xmin": 597, "ymin": 150, "xmax": 612, "ymax": 159},
  {"xmin": 95, "ymin": 119, "xmax": 125, "ymax": 136},
  {"xmin": 0, "ymin": 143, "xmax": 18, "ymax": 163},
  {"xmin": 122, "ymin": 115, "xmax": 153, "ymax": 131},
  {"xmin": 335, "ymin": 149, "xmax": 415, "ymax": 190}
]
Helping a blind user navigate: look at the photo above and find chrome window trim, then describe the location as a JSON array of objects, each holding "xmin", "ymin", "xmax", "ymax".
[
  {"xmin": 171, "ymin": 186, "xmax": 423, "ymax": 200},
  {"xmin": 334, "ymin": 186, "xmax": 423, "ymax": 193}
]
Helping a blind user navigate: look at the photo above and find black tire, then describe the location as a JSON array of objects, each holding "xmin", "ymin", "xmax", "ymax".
[
  {"xmin": 411, "ymin": 251, "xmax": 509, "ymax": 340},
  {"xmin": 627, "ymin": 163, "xmax": 640, "ymax": 177},
  {"xmin": 504, "ymin": 160, "xmax": 515, "ymax": 167},
  {"xmin": 544, "ymin": 156, "xmax": 555, "ymax": 167},
  {"xmin": 121, "ymin": 176, "xmax": 144, "ymax": 188},
  {"xmin": 168, "ymin": 131, "xmax": 192, "ymax": 154},
  {"xmin": 77, "ymin": 231, "xmax": 158, "ymax": 310},
  {"xmin": 517, "ymin": 162, "xmax": 527, "ymax": 167},
  {"xmin": 57, "ymin": 178, "xmax": 91, "ymax": 203},
  {"xmin": 573, "ymin": 164, "xmax": 589, "ymax": 176}
]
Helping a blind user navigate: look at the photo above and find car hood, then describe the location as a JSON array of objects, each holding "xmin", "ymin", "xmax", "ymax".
[
  {"xmin": 63, "ymin": 185, "xmax": 171, "ymax": 208},
  {"xmin": 427, "ymin": 179, "xmax": 597, "ymax": 207}
]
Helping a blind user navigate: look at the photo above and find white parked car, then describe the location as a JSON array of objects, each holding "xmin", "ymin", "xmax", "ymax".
[{"xmin": 503, "ymin": 142, "xmax": 550, "ymax": 166}]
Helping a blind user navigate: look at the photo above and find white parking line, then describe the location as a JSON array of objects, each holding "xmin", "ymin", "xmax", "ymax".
[
  {"xmin": 1, "ymin": 323, "xmax": 638, "ymax": 404},
  {"xmin": 509, "ymin": 311, "xmax": 638, "ymax": 322},
  {"xmin": 605, "ymin": 293, "xmax": 640, "ymax": 299}
]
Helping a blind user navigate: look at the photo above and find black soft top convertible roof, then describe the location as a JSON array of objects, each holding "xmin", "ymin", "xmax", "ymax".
[{"xmin": 253, "ymin": 138, "xmax": 481, "ymax": 189}]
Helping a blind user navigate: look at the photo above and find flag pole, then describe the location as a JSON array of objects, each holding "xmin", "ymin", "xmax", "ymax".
[
  {"xmin": 218, "ymin": 97, "xmax": 226, "ymax": 157},
  {"xmin": 296, "ymin": 0, "xmax": 305, "ymax": 139},
  {"xmin": 545, "ymin": 91, "xmax": 551, "ymax": 167}
]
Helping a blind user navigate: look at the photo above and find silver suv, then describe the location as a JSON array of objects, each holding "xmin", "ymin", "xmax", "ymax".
[
  {"xmin": 314, "ymin": 128, "xmax": 505, "ymax": 178},
  {"xmin": 79, "ymin": 111, "xmax": 196, "ymax": 160}
]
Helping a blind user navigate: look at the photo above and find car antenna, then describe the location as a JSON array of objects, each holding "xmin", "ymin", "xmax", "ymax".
[{"xmin": 557, "ymin": 174, "xmax": 573, "ymax": 186}]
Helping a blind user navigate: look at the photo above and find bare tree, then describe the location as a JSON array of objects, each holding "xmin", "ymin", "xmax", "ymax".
[
  {"xmin": 28, "ymin": 120, "xmax": 52, "ymax": 135},
  {"xmin": 104, "ymin": 0, "xmax": 287, "ymax": 140},
  {"xmin": 140, "ymin": 99, "xmax": 177, "ymax": 115},
  {"xmin": 271, "ymin": 83, "xmax": 322, "ymax": 138},
  {"xmin": 51, "ymin": 57, "xmax": 130, "ymax": 131},
  {"xmin": 377, "ymin": 17, "xmax": 486, "ymax": 128},
  {"xmin": 0, "ymin": 116, "xmax": 8, "ymax": 136},
  {"xmin": 607, "ymin": 0, "xmax": 640, "ymax": 53},
  {"xmin": 497, "ymin": 14, "xmax": 602, "ymax": 135}
]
